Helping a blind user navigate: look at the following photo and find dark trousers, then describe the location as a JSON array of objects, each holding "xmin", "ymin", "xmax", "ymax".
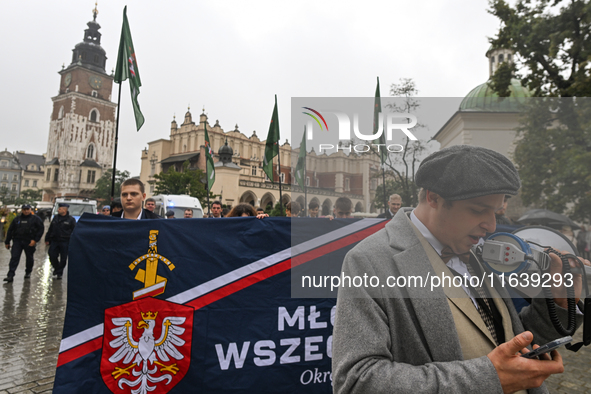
[
  {"xmin": 8, "ymin": 239, "xmax": 36, "ymax": 277},
  {"xmin": 48, "ymin": 241, "xmax": 69, "ymax": 276}
]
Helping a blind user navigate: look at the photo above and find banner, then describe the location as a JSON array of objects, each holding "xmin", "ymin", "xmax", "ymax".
[{"xmin": 54, "ymin": 215, "xmax": 386, "ymax": 393}]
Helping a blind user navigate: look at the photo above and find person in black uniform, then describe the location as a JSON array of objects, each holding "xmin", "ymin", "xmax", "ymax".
[
  {"xmin": 45, "ymin": 203, "xmax": 76, "ymax": 279},
  {"xmin": 4, "ymin": 204, "xmax": 44, "ymax": 283}
]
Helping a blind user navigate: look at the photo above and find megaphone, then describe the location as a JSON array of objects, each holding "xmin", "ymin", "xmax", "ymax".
[
  {"xmin": 474, "ymin": 226, "xmax": 590, "ymax": 349},
  {"xmin": 474, "ymin": 226, "xmax": 588, "ymax": 298}
]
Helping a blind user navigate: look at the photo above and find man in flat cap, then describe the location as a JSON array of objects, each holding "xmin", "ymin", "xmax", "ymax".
[
  {"xmin": 4, "ymin": 204, "xmax": 44, "ymax": 282},
  {"xmin": 333, "ymin": 145, "xmax": 588, "ymax": 394},
  {"xmin": 45, "ymin": 203, "xmax": 76, "ymax": 279}
]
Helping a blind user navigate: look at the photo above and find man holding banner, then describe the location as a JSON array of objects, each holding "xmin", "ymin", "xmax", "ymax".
[
  {"xmin": 112, "ymin": 179, "xmax": 160, "ymax": 220},
  {"xmin": 333, "ymin": 145, "xmax": 587, "ymax": 394}
]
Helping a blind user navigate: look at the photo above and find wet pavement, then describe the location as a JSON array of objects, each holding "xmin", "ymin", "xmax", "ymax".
[
  {"xmin": 0, "ymin": 225, "xmax": 590, "ymax": 393},
  {"xmin": 0, "ymin": 225, "xmax": 65, "ymax": 394}
]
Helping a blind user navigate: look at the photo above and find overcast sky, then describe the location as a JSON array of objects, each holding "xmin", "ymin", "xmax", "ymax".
[{"xmin": 0, "ymin": 0, "xmax": 501, "ymax": 176}]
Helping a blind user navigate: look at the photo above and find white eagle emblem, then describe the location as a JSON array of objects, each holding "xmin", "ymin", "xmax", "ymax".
[{"xmin": 108, "ymin": 311, "xmax": 186, "ymax": 393}]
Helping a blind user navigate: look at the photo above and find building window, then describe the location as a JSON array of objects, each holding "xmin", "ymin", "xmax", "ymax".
[
  {"xmin": 58, "ymin": 106, "xmax": 64, "ymax": 119},
  {"xmin": 0, "ymin": 160, "xmax": 7, "ymax": 167},
  {"xmin": 1, "ymin": 183, "xmax": 6, "ymax": 189},
  {"xmin": 251, "ymin": 166, "xmax": 257, "ymax": 176},
  {"xmin": 12, "ymin": 174, "xmax": 17, "ymax": 181},
  {"xmin": 2, "ymin": 174, "xmax": 7, "ymax": 181},
  {"xmin": 499, "ymin": 54, "xmax": 504, "ymax": 62},
  {"xmin": 345, "ymin": 178, "xmax": 350, "ymax": 191},
  {"xmin": 150, "ymin": 185, "xmax": 155, "ymax": 193},
  {"xmin": 11, "ymin": 184, "xmax": 16, "ymax": 191},
  {"xmin": 371, "ymin": 179, "xmax": 377, "ymax": 190},
  {"xmin": 508, "ymin": 54, "xmax": 512, "ymax": 62},
  {"xmin": 90, "ymin": 109, "xmax": 98, "ymax": 122},
  {"xmin": 87, "ymin": 170, "xmax": 96, "ymax": 184},
  {"xmin": 87, "ymin": 144, "xmax": 94, "ymax": 159},
  {"xmin": 150, "ymin": 163, "xmax": 155, "ymax": 176},
  {"xmin": 46, "ymin": 170, "xmax": 51, "ymax": 181},
  {"xmin": 280, "ymin": 172, "xmax": 285, "ymax": 183},
  {"xmin": 316, "ymin": 179, "xmax": 319, "ymax": 187},
  {"xmin": 24, "ymin": 180, "xmax": 29, "ymax": 187},
  {"xmin": 91, "ymin": 91, "xmax": 98, "ymax": 98},
  {"xmin": 54, "ymin": 168, "xmax": 59, "ymax": 182},
  {"xmin": 94, "ymin": 55, "xmax": 99, "ymax": 63},
  {"xmin": 33, "ymin": 180, "xmax": 37, "ymax": 187}
]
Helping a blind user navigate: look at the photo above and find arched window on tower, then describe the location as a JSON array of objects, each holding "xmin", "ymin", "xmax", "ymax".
[
  {"xmin": 90, "ymin": 109, "xmax": 99, "ymax": 122},
  {"xmin": 58, "ymin": 106, "xmax": 64, "ymax": 119},
  {"xmin": 498, "ymin": 54, "xmax": 504, "ymax": 63},
  {"xmin": 87, "ymin": 144, "xmax": 95, "ymax": 159}
]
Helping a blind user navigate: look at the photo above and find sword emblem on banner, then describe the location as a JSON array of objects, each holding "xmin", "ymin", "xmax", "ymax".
[{"xmin": 128, "ymin": 230, "xmax": 175, "ymax": 299}]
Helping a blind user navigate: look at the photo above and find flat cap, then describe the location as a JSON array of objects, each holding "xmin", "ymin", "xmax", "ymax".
[
  {"xmin": 21, "ymin": 204, "xmax": 32, "ymax": 209},
  {"xmin": 58, "ymin": 203, "xmax": 70, "ymax": 208},
  {"xmin": 415, "ymin": 145, "xmax": 520, "ymax": 201}
]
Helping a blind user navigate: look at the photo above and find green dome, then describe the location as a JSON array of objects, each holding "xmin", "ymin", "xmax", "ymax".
[{"xmin": 460, "ymin": 78, "xmax": 532, "ymax": 112}]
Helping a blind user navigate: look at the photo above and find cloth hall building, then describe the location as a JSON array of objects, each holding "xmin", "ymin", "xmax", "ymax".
[{"xmin": 139, "ymin": 109, "xmax": 381, "ymax": 215}]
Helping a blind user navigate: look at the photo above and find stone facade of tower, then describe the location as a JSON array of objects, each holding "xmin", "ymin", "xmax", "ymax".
[{"xmin": 43, "ymin": 7, "xmax": 117, "ymax": 202}]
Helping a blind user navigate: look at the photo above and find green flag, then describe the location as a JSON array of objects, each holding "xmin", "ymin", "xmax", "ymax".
[
  {"xmin": 203, "ymin": 121, "xmax": 215, "ymax": 190},
  {"xmin": 295, "ymin": 127, "xmax": 307, "ymax": 190},
  {"xmin": 263, "ymin": 95, "xmax": 280, "ymax": 181},
  {"xmin": 373, "ymin": 77, "xmax": 386, "ymax": 164},
  {"xmin": 114, "ymin": 6, "xmax": 144, "ymax": 131}
]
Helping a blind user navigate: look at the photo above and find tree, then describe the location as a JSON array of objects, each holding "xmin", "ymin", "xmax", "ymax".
[
  {"xmin": 153, "ymin": 161, "xmax": 215, "ymax": 205},
  {"xmin": 14, "ymin": 189, "xmax": 43, "ymax": 206},
  {"xmin": 489, "ymin": 0, "xmax": 591, "ymax": 97},
  {"xmin": 268, "ymin": 201, "xmax": 285, "ymax": 217},
  {"xmin": 368, "ymin": 78, "xmax": 428, "ymax": 207},
  {"xmin": 513, "ymin": 98, "xmax": 591, "ymax": 222},
  {"xmin": 93, "ymin": 169, "xmax": 130, "ymax": 202},
  {"xmin": 489, "ymin": 0, "xmax": 591, "ymax": 221}
]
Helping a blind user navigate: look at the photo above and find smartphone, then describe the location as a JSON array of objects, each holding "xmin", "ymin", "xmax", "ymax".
[{"xmin": 521, "ymin": 336, "xmax": 572, "ymax": 359}]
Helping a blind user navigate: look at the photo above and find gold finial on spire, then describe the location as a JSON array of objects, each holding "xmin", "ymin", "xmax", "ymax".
[
  {"xmin": 188, "ymin": 104, "xmax": 190, "ymax": 111},
  {"xmin": 92, "ymin": 2, "xmax": 98, "ymax": 21}
]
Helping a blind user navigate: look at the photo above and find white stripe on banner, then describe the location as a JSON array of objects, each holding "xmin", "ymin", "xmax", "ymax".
[
  {"xmin": 59, "ymin": 324, "xmax": 104, "ymax": 352},
  {"xmin": 59, "ymin": 218, "xmax": 382, "ymax": 354}
]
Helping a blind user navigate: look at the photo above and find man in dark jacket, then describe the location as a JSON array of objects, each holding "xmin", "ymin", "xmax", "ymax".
[
  {"xmin": 111, "ymin": 179, "xmax": 160, "ymax": 220},
  {"xmin": 377, "ymin": 194, "xmax": 402, "ymax": 219},
  {"xmin": 4, "ymin": 204, "xmax": 44, "ymax": 282},
  {"xmin": 45, "ymin": 203, "xmax": 76, "ymax": 279}
]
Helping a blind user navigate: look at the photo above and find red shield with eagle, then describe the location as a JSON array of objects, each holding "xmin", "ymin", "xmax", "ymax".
[{"xmin": 100, "ymin": 298, "xmax": 194, "ymax": 393}]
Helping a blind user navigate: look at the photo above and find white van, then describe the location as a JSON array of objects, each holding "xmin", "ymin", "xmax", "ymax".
[
  {"xmin": 52, "ymin": 198, "xmax": 98, "ymax": 222},
  {"xmin": 151, "ymin": 195, "xmax": 204, "ymax": 218}
]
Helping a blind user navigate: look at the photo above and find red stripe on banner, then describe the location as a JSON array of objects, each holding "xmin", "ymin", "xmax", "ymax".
[
  {"xmin": 57, "ymin": 220, "xmax": 387, "ymax": 366},
  {"xmin": 291, "ymin": 220, "xmax": 387, "ymax": 268},
  {"xmin": 186, "ymin": 259, "xmax": 293, "ymax": 309},
  {"xmin": 57, "ymin": 337, "xmax": 103, "ymax": 367}
]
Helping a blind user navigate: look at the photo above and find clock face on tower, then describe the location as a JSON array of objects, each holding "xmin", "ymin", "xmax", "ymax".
[
  {"xmin": 89, "ymin": 75, "xmax": 102, "ymax": 89},
  {"xmin": 64, "ymin": 73, "xmax": 72, "ymax": 87}
]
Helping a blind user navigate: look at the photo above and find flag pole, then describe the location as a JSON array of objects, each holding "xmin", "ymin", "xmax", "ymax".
[
  {"xmin": 277, "ymin": 143, "xmax": 283, "ymax": 216},
  {"xmin": 374, "ymin": 76, "xmax": 389, "ymax": 217},
  {"xmin": 110, "ymin": 82, "xmax": 123, "ymax": 201},
  {"xmin": 304, "ymin": 137, "xmax": 307, "ymax": 217},
  {"xmin": 382, "ymin": 164, "xmax": 388, "ymax": 217}
]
